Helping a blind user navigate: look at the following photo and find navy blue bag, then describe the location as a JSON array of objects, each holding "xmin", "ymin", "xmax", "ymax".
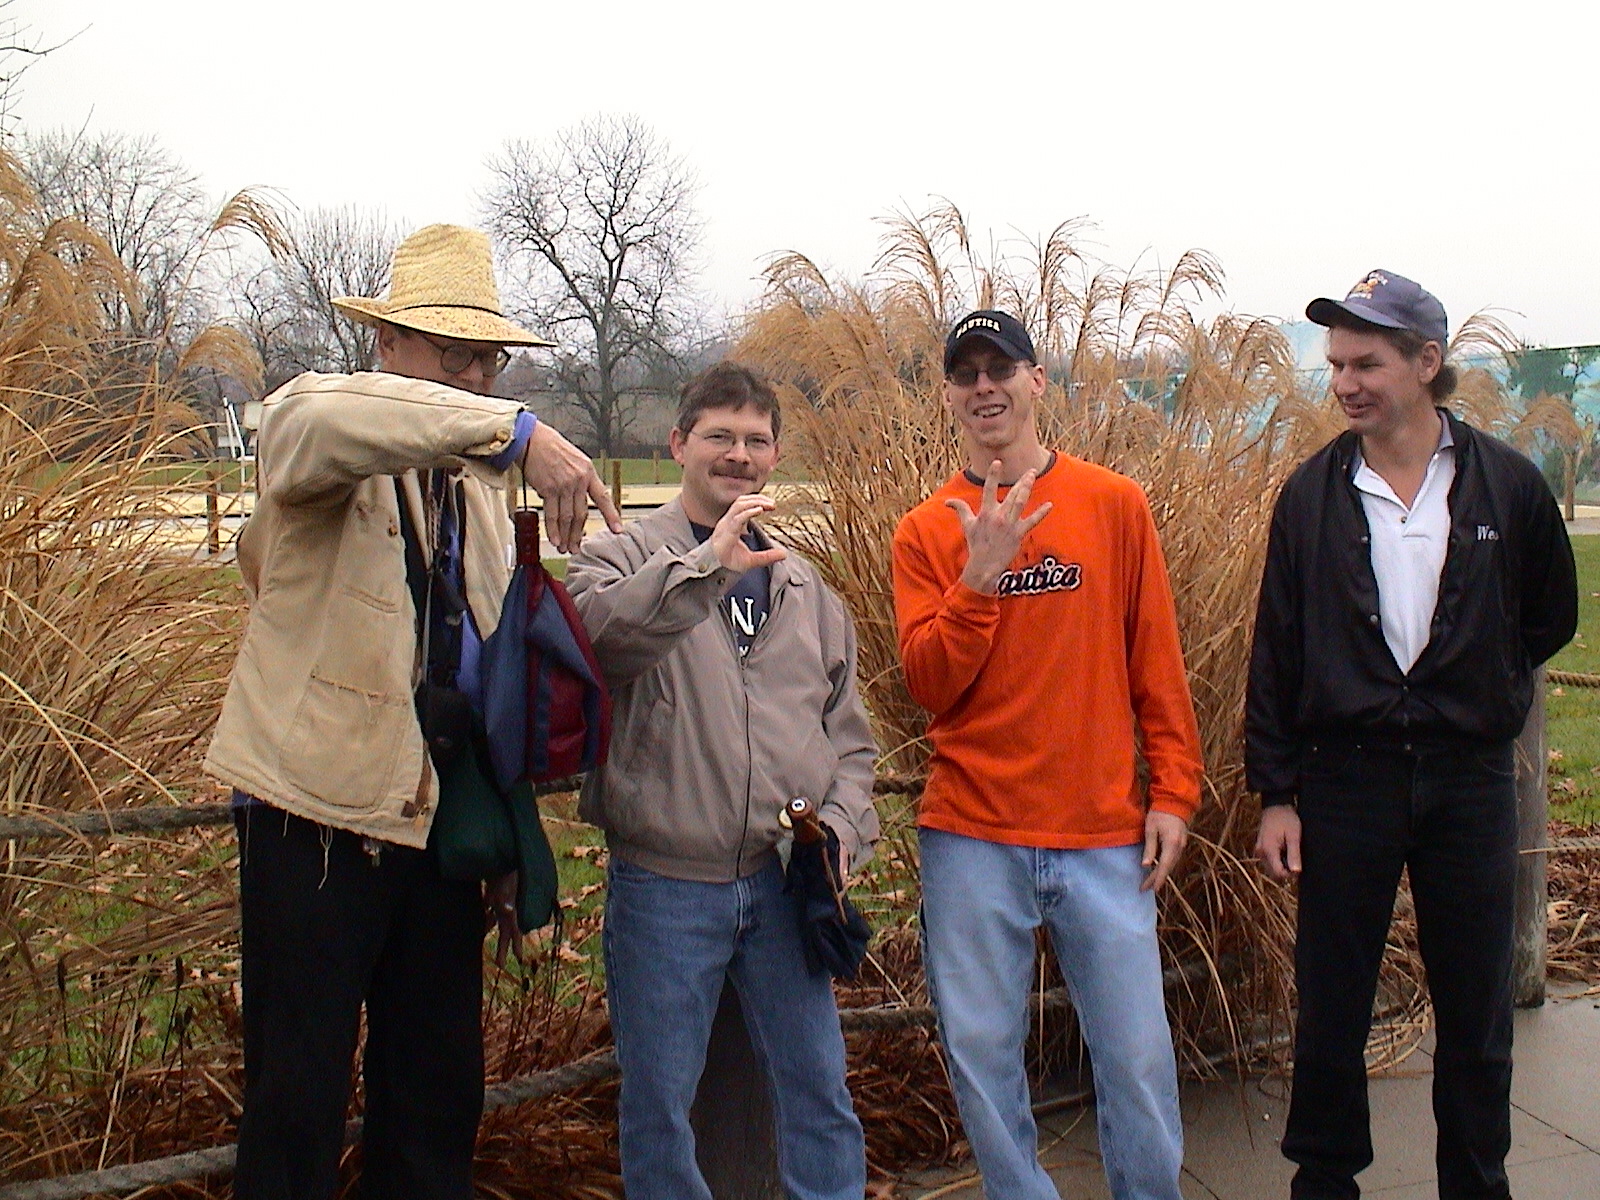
[{"xmin": 481, "ymin": 509, "xmax": 611, "ymax": 792}]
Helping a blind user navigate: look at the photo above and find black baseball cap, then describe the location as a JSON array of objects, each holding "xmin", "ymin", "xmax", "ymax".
[
  {"xmin": 1306, "ymin": 269, "xmax": 1448, "ymax": 347},
  {"xmin": 944, "ymin": 310, "xmax": 1037, "ymax": 374}
]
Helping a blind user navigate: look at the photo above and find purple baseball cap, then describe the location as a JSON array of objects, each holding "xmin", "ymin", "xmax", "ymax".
[
  {"xmin": 944, "ymin": 310, "xmax": 1037, "ymax": 374},
  {"xmin": 1306, "ymin": 269, "xmax": 1448, "ymax": 347}
]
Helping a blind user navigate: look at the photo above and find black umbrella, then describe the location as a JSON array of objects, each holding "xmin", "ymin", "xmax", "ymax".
[{"xmin": 780, "ymin": 797, "xmax": 872, "ymax": 981}]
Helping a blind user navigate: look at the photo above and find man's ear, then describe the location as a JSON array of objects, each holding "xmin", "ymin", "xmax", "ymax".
[
  {"xmin": 1418, "ymin": 341, "xmax": 1443, "ymax": 386},
  {"xmin": 375, "ymin": 322, "xmax": 398, "ymax": 367},
  {"xmin": 1028, "ymin": 362, "xmax": 1047, "ymax": 397},
  {"xmin": 668, "ymin": 426, "xmax": 687, "ymax": 467}
]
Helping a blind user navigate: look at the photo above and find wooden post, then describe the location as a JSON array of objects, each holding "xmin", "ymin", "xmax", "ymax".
[
  {"xmin": 1512, "ymin": 677, "xmax": 1548, "ymax": 1008},
  {"xmin": 204, "ymin": 462, "xmax": 221, "ymax": 558},
  {"xmin": 611, "ymin": 459, "xmax": 624, "ymax": 515},
  {"xmin": 652, "ymin": 449, "xmax": 661, "ymax": 484},
  {"xmin": 690, "ymin": 981, "xmax": 782, "ymax": 1198}
]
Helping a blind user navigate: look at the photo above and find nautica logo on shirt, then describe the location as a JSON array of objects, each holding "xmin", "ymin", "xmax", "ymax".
[
  {"xmin": 727, "ymin": 596, "xmax": 767, "ymax": 656},
  {"xmin": 1477, "ymin": 525, "xmax": 1499, "ymax": 541},
  {"xmin": 995, "ymin": 555, "xmax": 1082, "ymax": 598}
]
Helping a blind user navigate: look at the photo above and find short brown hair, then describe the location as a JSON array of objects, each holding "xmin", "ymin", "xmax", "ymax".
[
  {"xmin": 676, "ymin": 362, "xmax": 781, "ymax": 439},
  {"xmin": 1327, "ymin": 314, "xmax": 1457, "ymax": 402}
]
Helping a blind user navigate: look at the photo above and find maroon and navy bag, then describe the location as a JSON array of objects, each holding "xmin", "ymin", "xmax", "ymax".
[{"xmin": 483, "ymin": 509, "xmax": 611, "ymax": 789}]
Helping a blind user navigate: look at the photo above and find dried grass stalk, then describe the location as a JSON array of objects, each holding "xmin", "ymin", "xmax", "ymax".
[{"xmin": 733, "ymin": 202, "xmax": 1472, "ymax": 1076}]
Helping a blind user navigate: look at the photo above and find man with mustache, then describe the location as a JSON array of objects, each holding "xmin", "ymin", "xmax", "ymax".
[
  {"xmin": 1247, "ymin": 270, "xmax": 1577, "ymax": 1199},
  {"xmin": 566, "ymin": 362, "xmax": 879, "ymax": 1200}
]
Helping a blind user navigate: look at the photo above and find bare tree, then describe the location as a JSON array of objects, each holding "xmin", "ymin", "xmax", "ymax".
[
  {"xmin": 19, "ymin": 128, "xmax": 208, "ymax": 338},
  {"xmin": 0, "ymin": 2, "xmax": 71, "ymax": 137},
  {"xmin": 231, "ymin": 205, "xmax": 403, "ymax": 389},
  {"xmin": 483, "ymin": 115, "xmax": 701, "ymax": 455}
]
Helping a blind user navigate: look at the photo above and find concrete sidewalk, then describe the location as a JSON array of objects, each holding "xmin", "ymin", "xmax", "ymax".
[{"xmin": 905, "ymin": 986, "xmax": 1600, "ymax": 1198}]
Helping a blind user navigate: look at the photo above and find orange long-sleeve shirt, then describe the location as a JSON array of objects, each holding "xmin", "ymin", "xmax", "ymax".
[{"xmin": 892, "ymin": 454, "xmax": 1202, "ymax": 848}]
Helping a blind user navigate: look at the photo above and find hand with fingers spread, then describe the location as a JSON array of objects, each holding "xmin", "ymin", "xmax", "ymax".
[
  {"xmin": 710, "ymin": 493, "xmax": 788, "ymax": 573},
  {"xmin": 1140, "ymin": 810, "xmax": 1189, "ymax": 892},
  {"xmin": 520, "ymin": 420, "xmax": 624, "ymax": 555},
  {"xmin": 946, "ymin": 459, "xmax": 1054, "ymax": 594}
]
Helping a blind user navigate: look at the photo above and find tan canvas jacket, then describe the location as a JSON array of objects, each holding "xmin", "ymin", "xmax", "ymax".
[
  {"xmin": 566, "ymin": 499, "xmax": 881, "ymax": 883},
  {"xmin": 203, "ymin": 371, "xmax": 525, "ymax": 848}
]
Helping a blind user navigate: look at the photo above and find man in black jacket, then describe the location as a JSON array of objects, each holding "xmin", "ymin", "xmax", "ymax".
[{"xmin": 1246, "ymin": 269, "xmax": 1577, "ymax": 1200}]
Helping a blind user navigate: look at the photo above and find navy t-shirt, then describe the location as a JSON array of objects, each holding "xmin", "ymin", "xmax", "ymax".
[{"xmin": 690, "ymin": 521, "xmax": 771, "ymax": 656}]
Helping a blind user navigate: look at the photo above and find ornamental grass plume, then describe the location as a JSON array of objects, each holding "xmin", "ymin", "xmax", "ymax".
[
  {"xmin": 0, "ymin": 146, "xmax": 269, "ymax": 1187},
  {"xmin": 734, "ymin": 201, "xmax": 1458, "ymax": 1078},
  {"xmin": 2, "ymin": 164, "xmax": 1581, "ymax": 1196}
]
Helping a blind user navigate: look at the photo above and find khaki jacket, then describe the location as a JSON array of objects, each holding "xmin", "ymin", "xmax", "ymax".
[
  {"xmin": 204, "ymin": 371, "xmax": 525, "ymax": 848},
  {"xmin": 566, "ymin": 499, "xmax": 880, "ymax": 883}
]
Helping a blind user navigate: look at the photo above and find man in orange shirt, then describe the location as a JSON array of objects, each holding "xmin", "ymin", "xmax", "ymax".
[{"xmin": 892, "ymin": 310, "xmax": 1202, "ymax": 1200}]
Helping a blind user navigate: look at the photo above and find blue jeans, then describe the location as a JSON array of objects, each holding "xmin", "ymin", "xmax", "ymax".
[
  {"xmin": 603, "ymin": 855, "xmax": 866, "ymax": 1200},
  {"xmin": 920, "ymin": 828, "xmax": 1183, "ymax": 1200}
]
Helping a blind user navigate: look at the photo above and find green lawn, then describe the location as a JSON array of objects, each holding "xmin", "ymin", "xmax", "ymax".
[
  {"xmin": 595, "ymin": 456, "xmax": 681, "ymax": 485},
  {"xmin": 1544, "ymin": 533, "xmax": 1600, "ymax": 824}
]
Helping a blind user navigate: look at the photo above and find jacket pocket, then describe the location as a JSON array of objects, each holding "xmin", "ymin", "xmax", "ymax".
[
  {"xmin": 280, "ymin": 671, "xmax": 413, "ymax": 812},
  {"xmin": 791, "ymin": 726, "xmax": 839, "ymax": 806}
]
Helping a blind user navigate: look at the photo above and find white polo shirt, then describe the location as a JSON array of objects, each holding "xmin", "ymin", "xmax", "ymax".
[{"xmin": 1351, "ymin": 414, "xmax": 1455, "ymax": 674}]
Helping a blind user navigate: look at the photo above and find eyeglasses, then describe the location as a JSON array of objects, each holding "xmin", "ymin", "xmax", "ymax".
[
  {"xmin": 688, "ymin": 430, "xmax": 776, "ymax": 455},
  {"xmin": 947, "ymin": 360, "xmax": 1025, "ymax": 388},
  {"xmin": 411, "ymin": 329, "xmax": 513, "ymax": 378}
]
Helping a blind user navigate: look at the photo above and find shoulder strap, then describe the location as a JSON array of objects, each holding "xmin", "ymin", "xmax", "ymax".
[{"xmin": 394, "ymin": 475, "xmax": 431, "ymax": 631}]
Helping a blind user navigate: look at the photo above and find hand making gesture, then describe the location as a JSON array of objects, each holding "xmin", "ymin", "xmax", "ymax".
[
  {"xmin": 520, "ymin": 421, "xmax": 624, "ymax": 555},
  {"xmin": 711, "ymin": 493, "xmax": 789, "ymax": 572},
  {"xmin": 946, "ymin": 460, "xmax": 1053, "ymax": 594}
]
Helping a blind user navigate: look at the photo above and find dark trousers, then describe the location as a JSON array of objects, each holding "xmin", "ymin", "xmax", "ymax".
[
  {"xmin": 1286, "ymin": 737, "xmax": 1518, "ymax": 1200},
  {"xmin": 233, "ymin": 807, "xmax": 485, "ymax": 1200}
]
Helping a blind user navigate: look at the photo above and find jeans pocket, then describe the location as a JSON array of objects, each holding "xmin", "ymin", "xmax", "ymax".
[{"xmin": 1469, "ymin": 740, "xmax": 1517, "ymax": 780}]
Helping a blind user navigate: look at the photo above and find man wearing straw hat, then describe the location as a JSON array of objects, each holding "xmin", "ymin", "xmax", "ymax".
[
  {"xmin": 205, "ymin": 223, "xmax": 621, "ymax": 1200},
  {"xmin": 892, "ymin": 310, "xmax": 1203, "ymax": 1200},
  {"xmin": 1248, "ymin": 270, "xmax": 1576, "ymax": 1199}
]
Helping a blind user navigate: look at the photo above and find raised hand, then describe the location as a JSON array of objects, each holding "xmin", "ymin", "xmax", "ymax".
[
  {"xmin": 710, "ymin": 493, "xmax": 789, "ymax": 572},
  {"xmin": 520, "ymin": 421, "xmax": 624, "ymax": 555},
  {"xmin": 946, "ymin": 460, "xmax": 1053, "ymax": 594}
]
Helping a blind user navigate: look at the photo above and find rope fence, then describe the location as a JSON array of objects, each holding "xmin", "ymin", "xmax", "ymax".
[
  {"xmin": 3, "ymin": 991, "xmax": 1162, "ymax": 1200},
  {"xmin": 0, "ymin": 776, "xmax": 927, "ymax": 843},
  {"xmin": 1547, "ymin": 669, "xmax": 1600, "ymax": 689},
  {"xmin": 2, "ymin": 711, "xmax": 1594, "ymax": 1196}
]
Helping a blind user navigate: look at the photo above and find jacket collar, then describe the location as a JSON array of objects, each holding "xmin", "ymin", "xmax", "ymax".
[
  {"xmin": 648, "ymin": 496, "xmax": 806, "ymax": 590},
  {"xmin": 1334, "ymin": 407, "xmax": 1475, "ymax": 480}
]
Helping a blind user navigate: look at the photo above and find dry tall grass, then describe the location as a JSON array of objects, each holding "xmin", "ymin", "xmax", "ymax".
[
  {"xmin": 734, "ymin": 202, "xmax": 1470, "ymax": 1074},
  {"xmin": 0, "ymin": 167, "xmax": 1585, "ymax": 1197},
  {"xmin": 0, "ymin": 147, "xmax": 266, "ymax": 1186}
]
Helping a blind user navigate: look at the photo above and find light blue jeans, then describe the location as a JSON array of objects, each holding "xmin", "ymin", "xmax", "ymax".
[
  {"xmin": 603, "ymin": 855, "xmax": 866, "ymax": 1200},
  {"xmin": 919, "ymin": 828, "xmax": 1183, "ymax": 1200}
]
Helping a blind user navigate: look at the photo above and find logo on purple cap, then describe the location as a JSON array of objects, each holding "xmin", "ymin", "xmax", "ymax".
[{"xmin": 1347, "ymin": 271, "xmax": 1388, "ymax": 301}]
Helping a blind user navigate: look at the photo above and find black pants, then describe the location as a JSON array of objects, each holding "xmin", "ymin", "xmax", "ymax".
[
  {"xmin": 1286, "ymin": 737, "xmax": 1518, "ymax": 1200},
  {"xmin": 233, "ymin": 807, "xmax": 485, "ymax": 1200}
]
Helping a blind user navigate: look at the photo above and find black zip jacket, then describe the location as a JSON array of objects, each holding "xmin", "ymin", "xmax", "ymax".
[{"xmin": 1245, "ymin": 409, "xmax": 1577, "ymax": 806}]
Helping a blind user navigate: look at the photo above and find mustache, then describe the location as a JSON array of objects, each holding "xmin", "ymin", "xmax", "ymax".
[{"xmin": 711, "ymin": 467, "xmax": 757, "ymax": 480}]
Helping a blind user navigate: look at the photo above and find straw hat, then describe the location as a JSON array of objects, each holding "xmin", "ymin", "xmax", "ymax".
[{"xmin": 333, "ymin": 224, "xmax": 554, "ymax": 347}]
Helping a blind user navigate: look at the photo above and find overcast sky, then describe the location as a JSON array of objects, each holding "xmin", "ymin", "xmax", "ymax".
[{"xmin": 17, "ymin": 0, "xmax": 1599, "ymax": 347}]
